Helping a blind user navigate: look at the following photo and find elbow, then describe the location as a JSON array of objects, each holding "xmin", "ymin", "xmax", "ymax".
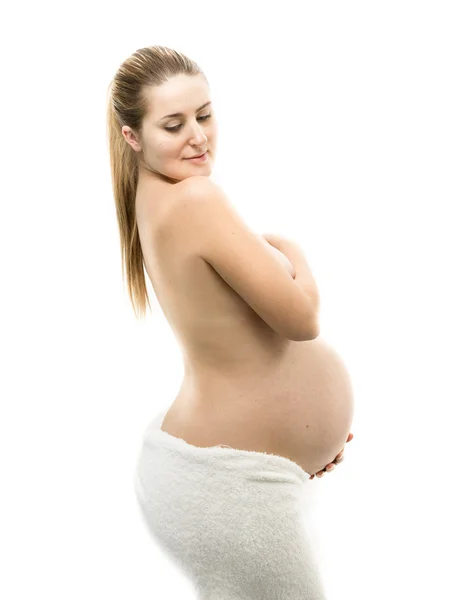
[
  {"xmin": 294, "ymin": 287, "xmax": 320, "ymax": 341},
  {"xmin": 294, "ymin": 306, "xmax": 320, "ymax": 342},
  {"xmin": 305, "ymin": 322, "xmax": 321, "ymax": 341},
  {"xmin": 294, "ymin": 321, "xmax": 320, "ymax": 342}
]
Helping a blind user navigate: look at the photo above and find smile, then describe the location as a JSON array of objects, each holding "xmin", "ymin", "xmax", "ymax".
[{"xmin": 185, "ymin": 151, "xmax": 208, "ymax": 163}]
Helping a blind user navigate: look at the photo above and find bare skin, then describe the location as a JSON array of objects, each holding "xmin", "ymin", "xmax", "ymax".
[
  {"xmin": 134, "ymin": 174, "xmax": 355, "ymax": 477},
  {"xmin": 310, "ymin": 432, "xmax": 354, "ymax": 479},
  {"xmin": 122, "ymin": 73, "xmax": 355, "ymax": 478},
  {"xmin": 264, "ymin": 238, "xmax": 354, "ymax": 478}
]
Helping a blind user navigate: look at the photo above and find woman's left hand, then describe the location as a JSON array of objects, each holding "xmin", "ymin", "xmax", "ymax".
[{"xmin": 309, "ymin": 432, "xmax": 354, "ymax": 480}]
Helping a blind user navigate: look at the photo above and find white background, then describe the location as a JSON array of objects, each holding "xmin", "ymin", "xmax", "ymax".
[{"xmin": 1, "ymin": 1, "xmax": 449, "ymax": 598}]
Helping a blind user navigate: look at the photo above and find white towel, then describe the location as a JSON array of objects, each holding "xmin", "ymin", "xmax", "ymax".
[{"xmin": 134, "ymin": 408, "xmax": 327, "ymax": 599}]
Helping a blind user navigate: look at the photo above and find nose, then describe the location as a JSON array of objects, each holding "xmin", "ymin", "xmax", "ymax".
[{"xmin": 187, "ymin": 121, "xmax": 208, "ymax": 145}]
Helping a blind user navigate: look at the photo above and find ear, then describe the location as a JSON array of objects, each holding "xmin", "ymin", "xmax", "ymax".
[{"xmin": 122, "ymin": 126, "xmax": 142, "ymax": 152}]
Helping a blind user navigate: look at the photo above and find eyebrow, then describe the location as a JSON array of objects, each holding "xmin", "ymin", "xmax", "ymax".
[{"xmin": 159, "ymin": 101, "xmax": 212, "ymax": 121}]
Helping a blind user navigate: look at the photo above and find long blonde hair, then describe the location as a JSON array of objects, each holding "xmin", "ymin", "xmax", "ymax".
[{"xmin": 106, "ymin": 45, "xmax": 204, "ymax": 319}]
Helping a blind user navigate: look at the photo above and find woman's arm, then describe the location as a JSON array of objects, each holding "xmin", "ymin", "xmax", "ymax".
[
  {"xmin": 261, "ymin": 233, "xmax": 320, "ymax": 314},
  {"xmin": 262, "ymin": 238, "xmax": 296, "ymax": 278}
]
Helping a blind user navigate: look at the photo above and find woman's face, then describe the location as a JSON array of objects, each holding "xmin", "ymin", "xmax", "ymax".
[{"xmin": 122, "ymin": 73, "xmax": 218, "ymax": 183}]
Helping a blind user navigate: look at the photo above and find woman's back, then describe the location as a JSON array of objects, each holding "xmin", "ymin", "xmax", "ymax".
[{"xmin": 135, "ymin": 174, "xmax": 354, "ymax": 476}]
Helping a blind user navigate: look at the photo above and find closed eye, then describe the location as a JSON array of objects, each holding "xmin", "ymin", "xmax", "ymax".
[{"xmin": 165, "ymin": 114, "xmax": 212, "ymax": 133}]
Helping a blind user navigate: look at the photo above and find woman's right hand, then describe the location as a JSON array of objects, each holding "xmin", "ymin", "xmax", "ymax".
[{"xmin": 309, "ymin": 432, "xmax": 354, "ymax": 479}]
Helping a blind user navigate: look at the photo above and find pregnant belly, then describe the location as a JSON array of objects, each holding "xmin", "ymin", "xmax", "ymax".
[
  {"xmin": 166, "ymin": 337, "xmax": 355, "ymax": 476},
  {"xmin": 269, "ymin": 338, "xmax": 355, "ymax": 474}
]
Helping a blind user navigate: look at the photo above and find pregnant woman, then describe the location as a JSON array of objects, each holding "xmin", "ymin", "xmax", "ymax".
[{"xmin": 107, "ymin": 45, "xmax": 355, "ymax": 599}]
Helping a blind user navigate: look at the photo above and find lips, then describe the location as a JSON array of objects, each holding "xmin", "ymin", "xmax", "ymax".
[{"xmin": 187, "ymin": 151, "xmax": 207, "ymax": 159}]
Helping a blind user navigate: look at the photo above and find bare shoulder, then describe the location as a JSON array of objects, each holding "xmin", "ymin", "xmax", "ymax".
[
  {"xmin": 178, "ymin": 174, "xmax": 217, "ymax": 192},
  {"xmin": 160, "ymin": 176, "xmax": 316, "ymax": 340},
  {"xmin": 161, "ymin": 176, "xmax": 225, "ymax": 243},
  {"xmin": 171, "ymin": 175, "xmax": 221, "ymax": 213}
]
